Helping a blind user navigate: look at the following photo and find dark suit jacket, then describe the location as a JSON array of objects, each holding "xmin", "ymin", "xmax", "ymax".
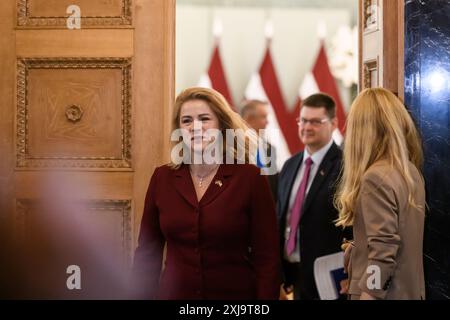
[
  {"xmin": 133, "ymin": 163, "xmax": 281, "ymax": 300},
  {"xmin": 277, "ymin": 142, "xmax": 350, "ymax": 299}
]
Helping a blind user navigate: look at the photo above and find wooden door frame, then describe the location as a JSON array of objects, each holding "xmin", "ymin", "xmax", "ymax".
[
  {"xmin": 132, "ymin": 0, "xmax": 175, "ymax": 248},
  {"xmin": 359, "ymin": 0, "xmax": 405, "ymax": 98}
]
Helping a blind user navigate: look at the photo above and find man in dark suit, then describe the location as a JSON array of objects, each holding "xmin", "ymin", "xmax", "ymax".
[
  {"xmin": 277, "ymin": 93, "xmax": 349, "ymax": 300},
  {"xmin": 241, "ymin": 100, "xmax": 278, "ymax": 201}
]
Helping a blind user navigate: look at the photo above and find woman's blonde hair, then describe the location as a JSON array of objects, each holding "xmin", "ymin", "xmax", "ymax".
[
  {"xmin": 169, "ymin": 87, "xmax": 257, "ymax": 169},
  {"xmin": 335, "ymin": 88, "xmax": 424, "ymax": 227}
]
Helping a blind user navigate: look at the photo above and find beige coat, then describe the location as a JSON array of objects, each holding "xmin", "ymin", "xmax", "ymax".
[{"xmin": 348, "ymin": 161, "xmax": 426, "ymax": 300}]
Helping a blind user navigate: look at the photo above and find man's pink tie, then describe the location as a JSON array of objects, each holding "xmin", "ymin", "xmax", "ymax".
[{"xmin": 286, "ymin": 157, "xmax": 313, "ymax": 256}]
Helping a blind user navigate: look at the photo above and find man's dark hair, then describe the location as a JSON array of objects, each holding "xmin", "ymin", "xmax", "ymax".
[{"xmin": 302, "ymin": 93, "xmax": 336, "ymax": 119}]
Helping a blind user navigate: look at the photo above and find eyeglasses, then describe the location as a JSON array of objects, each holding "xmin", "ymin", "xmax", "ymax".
[{"xmin": 296, "ymin": 117, "xmax": 330, "ymax": 127}]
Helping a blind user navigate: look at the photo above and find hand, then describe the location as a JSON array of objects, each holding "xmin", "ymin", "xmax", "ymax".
[
  {"xmin": 279, "ymin": 284, "xmax": 293, "ymax": 300},
  {"xmin": 360, "ymin": 291, "xmax": 377, "ymax": 300},
  {"xmin": 342, "ymin": 240, "xmax": 354, "ymax": 274},
  {"xmin": 339, "ymin": 279, "xmax": 349, "ymax": 295}
]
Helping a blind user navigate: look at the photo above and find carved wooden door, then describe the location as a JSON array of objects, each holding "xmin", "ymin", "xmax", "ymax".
[{"xmin": 0, "ymin": 0, "xmax": 174, "ymax": 298}]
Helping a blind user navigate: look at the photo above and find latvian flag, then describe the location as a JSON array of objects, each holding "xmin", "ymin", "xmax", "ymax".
[
  {"xmin": 245, "ymin": 44, "xmax": 302, "ymax": 171},
  {"xmin": 198, "ymin": 19, "xmax": 235, "ymax": 110},
  {"xmin": 293, "ymin": 41, "xmax": 346, "ymax": 145}
]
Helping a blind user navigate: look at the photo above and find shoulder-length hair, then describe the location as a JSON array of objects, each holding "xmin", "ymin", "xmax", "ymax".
[
  {"xmin": 335, "ymin": 88, "xmax": 424, "ymax": 227},
  {"xmin": 169, "ymin": 87, "xmax": 257, "ymax": 169}
]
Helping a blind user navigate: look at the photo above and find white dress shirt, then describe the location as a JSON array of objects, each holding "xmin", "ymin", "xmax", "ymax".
[{"xmin": 284, "ymin": 139, "xmax": 334, "ymax": 262}]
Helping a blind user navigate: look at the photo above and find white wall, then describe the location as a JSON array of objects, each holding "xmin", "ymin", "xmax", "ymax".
[{"xmin": 176, "ymin": 4, "xmax": 352, "ymax": 111}]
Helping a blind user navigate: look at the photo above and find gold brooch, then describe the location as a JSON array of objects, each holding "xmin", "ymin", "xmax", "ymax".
[{"xmin": 215, "ymin": 180, "xmax": 223, "ymax": 187}]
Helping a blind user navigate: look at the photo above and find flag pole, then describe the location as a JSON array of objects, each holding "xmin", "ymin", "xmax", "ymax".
[
  {"xmin": 212, "ymin": 16, "xmax": 223, "ymax": 46},
  {"xmin": 264, "ymin": 18, "xmax": 274, "ymax": 48},
  {"xmin": 317, "ymin": 20, "xmax": 327, "ymax": 44}
]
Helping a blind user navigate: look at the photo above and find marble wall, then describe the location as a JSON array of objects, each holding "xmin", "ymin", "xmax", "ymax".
[{"xmin": 405, "ymin": 0, "xmax": 450, "ymax": 300}]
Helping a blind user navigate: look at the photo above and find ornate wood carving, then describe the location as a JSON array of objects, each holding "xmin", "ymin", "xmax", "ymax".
[
  {"xmin": 17, "ymin": 0, "xmax": 132, "ymax": 28},
  {"xmin": 16, "ymin": 57, "xmax": 132, "ymax": 169},
  {"xmin": 363, "ymin": 59, "xmax": 379, "ymax": 89},
  {"xmin": 363, "ymin": 0, "xmax": 379, "ymax": 33},
  {"xmin": 65, "ymin": 105, "xmax": 84, "ymax": 123},
  {"xmin": 15, "ymin": 199, "xmax": 132, "ymax": 262}
]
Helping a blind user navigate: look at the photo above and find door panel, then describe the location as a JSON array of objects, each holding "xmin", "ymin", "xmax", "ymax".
[
  {"xmin": 18, "ymin": 57, "xmax": 132, "ymax": 168},
  {"xmin": 0, "ymin": 0, "xmax": 174, "ymax": 298},
  {"xmin": 18, "ymin": 0, "xmax": 132, "ymax": 28}
]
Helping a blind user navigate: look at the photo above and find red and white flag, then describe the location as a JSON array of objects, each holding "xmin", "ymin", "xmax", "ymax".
[
  {"xmin": 245, "ymin": 40, "xmax": 302, "ymax": 170},
  {"xmin": 198, "ymin": 19, "xmax": 235, "ymax": 109},
  {"xmin": 293, "ymin": 40, "xmax": 346, "ymax": 145}
]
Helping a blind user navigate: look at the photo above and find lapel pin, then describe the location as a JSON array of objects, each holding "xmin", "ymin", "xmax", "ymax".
[
  {"xmin": 320, "ymin": 170, "xmax": 325, "ymax": 176},
  {"xmin": 215, "ymin": 180, "xmax": 223, "ymax": 187}
]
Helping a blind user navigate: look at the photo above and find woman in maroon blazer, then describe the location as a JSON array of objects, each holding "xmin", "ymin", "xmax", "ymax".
[{"xmin": 132, "ymin": 87, "xmax": 280, "ymax": 300}]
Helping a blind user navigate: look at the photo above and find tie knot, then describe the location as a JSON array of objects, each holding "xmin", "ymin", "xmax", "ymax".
[{"xmin": 305, "ymin": 157, "xmax": 313, "ymax": 166}]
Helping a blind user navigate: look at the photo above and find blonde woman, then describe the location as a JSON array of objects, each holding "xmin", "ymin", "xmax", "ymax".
[
  {"xmin": 132, "ymin": 87, "xmax": 280, "ymax": 299},
  {"xmin": 336, "ymin": 88, "xmax": 426, "ymax": 300}
]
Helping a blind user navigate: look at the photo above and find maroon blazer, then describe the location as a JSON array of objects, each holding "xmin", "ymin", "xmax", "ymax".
[{"xmin": 132, "ymin": 163, "xmax": 281, "ymax": 300}]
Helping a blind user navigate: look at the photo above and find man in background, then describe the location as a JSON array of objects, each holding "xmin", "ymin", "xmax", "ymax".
[
  {"xmin": 277, "ymin": 93, "xmax": 350, "ymax": 300},
  {"xmin": 241, "ymin": 100, "xmax": 278, "ymax": 201}
]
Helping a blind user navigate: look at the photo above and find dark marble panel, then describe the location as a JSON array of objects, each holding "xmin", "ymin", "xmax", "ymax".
[{"xmin": 405, "ymin": 0, "xmax": 450, "ymax": 300}]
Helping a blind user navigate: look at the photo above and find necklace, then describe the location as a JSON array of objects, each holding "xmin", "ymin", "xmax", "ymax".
[{"xmin": 190, "ymin": 165, "xmax": 219, "ymax": 188}]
